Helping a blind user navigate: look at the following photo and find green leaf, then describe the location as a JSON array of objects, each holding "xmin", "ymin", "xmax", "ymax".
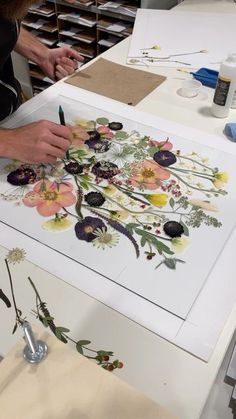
[
  {"xmin": 76, "ymin": 343, "xmax": 84, "ymax": 354},
  {"xmin": 115, "ymin": 131, "xmax": 129, "ymax": 140},
  {"xmin": 77, "ymin": 340, "xmax": 91, "ymax": 346},
  {"xmin": 141, "ymin": 236, "xmax": 147, "ymax": 247},
  {"xmin": 148, "ymin": 146, "xmax": 159, "ymax": 157},
  {"xmin": 96, "ymin": 117, "xmax": 109, "ymax": 125},
  {"xmin": 180, "ymin": 221, "xmax": 189, "ymax": 236},
  {"xmin": 164, "ymin": 258, "xmax": 176, "ymax": 269},
  {"xmin": 169, "ymin": 197, "xmax": 175, "ymax": 209},
  {"xmin": 79, "ymin": 181, "xmax": 89, "ymax": 190},
  {"xmin": 12, "ymin": 323, "xmax": 18, "ymax": 335},
  {"xmin": 56, "ymin": 327, "xmax": 70, "ymax": 333},
  {"xmin": 97, "ymin": 350, "xmax": 109, "ymax": 357}
]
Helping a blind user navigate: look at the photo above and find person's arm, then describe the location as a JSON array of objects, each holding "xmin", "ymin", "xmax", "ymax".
[
  {"xmin": 0, "ymin": 121, "xmax": 72, "ymax": 164},
  {"xmin": 14, "ymin": 27, "xmax": 83, "ymax": 80}
]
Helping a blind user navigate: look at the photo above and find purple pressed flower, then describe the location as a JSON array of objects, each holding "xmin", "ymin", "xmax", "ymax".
[
  {"xmin": 108, "ymin": 122, "xmax": 123, "ymax": 131},
  {"xmin": 163, "ymin": 221, "xmax": 184, "ymax": 238},
  {"xmin": 7, "ymin": 167, "xmax": 37, "ymax": 186},
  {"xmin": 85, "ymin": 192, "xmax": 105, "ymax": 207},
  {"xmin": 64, "ymin": 162, "xmax": 84, "ymax": 175},
  {"xmin": 87, "ymin": 130, "xmax": 100, "ymax": 141},
  {"xmin": 74, "ymin": 216, "xmax": 106, "ymax": 242},
  {"xmin": 85, "ymin": 138, "xmax": 111, "ymax": 153},
  {"xmin": 153, "ymin": 150, "xmax": 177, "ymax": 167},
  {"xmin": 92, "ymin": 161, "xmax": 119, "ymax": 179}
]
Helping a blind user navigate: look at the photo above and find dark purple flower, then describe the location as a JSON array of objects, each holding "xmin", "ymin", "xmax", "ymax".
[
  {"xmin": 92, "ymin": 161, "xmax": 119, "ymax": 179},
  {"xmin": 87, "ymin": 130, "xmax": 100, "ymax": 141},
  {"xmin": 85, "ymin": 192, "xmax": 105, "ymax": 207},
  {"xmin": 153, "ymin": 150, "xmax": 177, "ymax": 167},
  {"xmin": 163, "ymin": 221, "xmax": 184, "ymax": 238},
  {"xmin": 85, "ymin": 138, "xmax": 111, "ymax": 153},
  {"xmin": 108, "ymin": 122, "xmax": 123, "ymax": 131},
  {"xmin": 7, "ymin": 167, "xmax": 37, "ymax": 186},
  {"xmin": 75, "ymin": 216, "xmax": 106, "ymax": 242},
  {"xmin": 64, "ymin": 162, "xmax": 84, "ymax": 175}
]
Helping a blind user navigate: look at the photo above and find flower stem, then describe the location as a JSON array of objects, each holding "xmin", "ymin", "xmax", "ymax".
[
  {"xmin": 176, "ymin": 155, "xmax": 215, "ymax": 172},
  {"xmin": 5, "ymin": 259, "xmax": 22, "ymax": 324}
]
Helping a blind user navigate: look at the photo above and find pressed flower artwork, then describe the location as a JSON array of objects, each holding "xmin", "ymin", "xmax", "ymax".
[{"xmin": 0, "ymin": 97, "xmax": 235, "ymax": 319}]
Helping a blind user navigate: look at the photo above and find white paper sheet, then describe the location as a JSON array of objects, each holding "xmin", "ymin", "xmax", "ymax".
[{"xmin": 127, "ymin": 9, "xmax": 236, "ymax": 69}]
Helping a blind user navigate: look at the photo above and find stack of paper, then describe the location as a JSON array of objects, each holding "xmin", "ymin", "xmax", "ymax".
[{"xmin": 98, "ymin": 1, "xmax": 137, "ymax": 17}]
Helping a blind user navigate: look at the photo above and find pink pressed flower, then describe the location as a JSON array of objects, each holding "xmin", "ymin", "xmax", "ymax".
[
  {"xmin": 97, "ymin": 126, "xmax": 114, "ymax": 139},
  {"xmin": 149, "ymin": 138, "xmax": 173, "ymax": 151},
  {"xmin": 70, "ymin": 125, "xmax": 90, "ymax": 146},
  {"xmin": 129, "ymin": 160, "xmax": 170, "ymax": 190},
  {"xmin": 23, "ymin": 180, "xmax": 76, "ymax": 217}
]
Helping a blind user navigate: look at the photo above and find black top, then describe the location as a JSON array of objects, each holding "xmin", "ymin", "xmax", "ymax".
[{"xmin": 0, "ymin": 18, "xmax": 22, "ymax": 122}]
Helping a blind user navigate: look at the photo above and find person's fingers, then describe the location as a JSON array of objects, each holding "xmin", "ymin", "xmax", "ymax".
[
  {"xmin": 56, "ymin": 56, "xmax": 78, "ymax": 70},
  {"xmin": 39, "ymin": 120, "xmax": 72, "ymax": 141},
  {"xmin": 45, "ymin": 134, "xmax": 71, "ymax": 152},
  {"xmin": 42, "ymin": 155, "xmax": 58, "ymax": 164},
  {"xmin": 56, "ymin": 63, "xmax": 75, "ymax": 77},
  {"xmin": 62, "ymin": 48, "xmax": 84, "ymax": 62},
  {"xmin": 43, "ymin": 142, "xmax": 67, "ymax": 159}
]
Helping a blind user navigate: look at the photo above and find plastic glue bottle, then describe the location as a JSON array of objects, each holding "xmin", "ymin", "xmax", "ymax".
[{"xmin": 211, "ymin": 53, "xmax": 236, "ymax": 118}]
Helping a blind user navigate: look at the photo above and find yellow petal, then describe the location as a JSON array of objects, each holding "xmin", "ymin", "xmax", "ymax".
[{"xmin": 145, "ymin": 193, "xmax": 168, "ymax": 207}]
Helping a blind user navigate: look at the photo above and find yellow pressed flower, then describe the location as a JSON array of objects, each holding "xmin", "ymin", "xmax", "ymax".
[
  {"xmin": 171, "ymin": 237, "xmax": 189, "ymax": 254},
  {"xmin": 111, "ymin": 210, "xmax": 129, "ymax": 221},
  {"xmin": 103, "ymin": 185, "xmax": 117, "ymax": 196},
  {"xmin": 42, "ymin": 217, "xmax": 73, "ymax": 232},
  {"xmin": 213, "ymin": 171, "xmax": 228, "ymax": 189},
  {"xmin": 152, "ymin": 44, "xmax": 161, "ymax": 50},
  {"xmin": 73, "ymin": 117, "xmax": 95, "ymax": 130},
  {"xmin": 145, "ymin": 193, "xmax": 168, "ymax": 207}
]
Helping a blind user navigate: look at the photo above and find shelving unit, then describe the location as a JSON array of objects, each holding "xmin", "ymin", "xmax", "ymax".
[{"xmin": 22, "ymin": 0, "xmax": 145, "ymax": 94}]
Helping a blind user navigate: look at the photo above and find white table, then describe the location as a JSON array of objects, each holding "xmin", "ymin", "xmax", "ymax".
[{"xmin": 1, "ymin": 1, "xmax": 236, "ymax": 419}]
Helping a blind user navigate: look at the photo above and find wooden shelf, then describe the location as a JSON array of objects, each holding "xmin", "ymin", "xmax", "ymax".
[{"xmin": 26, "ymin": 0, "xmax": 141, "ymax": 94}]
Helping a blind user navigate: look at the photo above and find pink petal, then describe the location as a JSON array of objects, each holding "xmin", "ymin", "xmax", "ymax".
[
  {"xmin": 23, "ymin": 192, "xmax": 43, "ymax": 207},
  {"xmin": 57, "ymin": 191, "xmax": 77, "ymax": 207},
  {"xmin": 37, "ymin": 201, "xmax": 62, "ymax": 217}
]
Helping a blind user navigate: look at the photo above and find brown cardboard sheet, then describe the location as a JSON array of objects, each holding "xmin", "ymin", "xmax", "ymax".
[{"xmin": 66, "ymin": 58, "xmax": 166, "ymax": 106}]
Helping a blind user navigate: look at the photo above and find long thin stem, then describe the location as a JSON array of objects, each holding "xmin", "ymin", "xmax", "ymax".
[{"xmin": 5, "ymin": 259, "xmax": 22, "ymax": 324}]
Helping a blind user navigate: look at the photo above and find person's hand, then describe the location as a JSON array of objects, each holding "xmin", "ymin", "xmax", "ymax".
[
  {"xmin": 1, "ymin": 120, "xmax": 72, "ymax": 164},
  {"xmin": 39, "ymin": 47, "xmax": 84, "ymax": 81}
]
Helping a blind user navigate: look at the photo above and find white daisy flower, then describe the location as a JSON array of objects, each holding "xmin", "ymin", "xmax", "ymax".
[
  {"xmin": 6, "ymin": 248, "xmax": 26, "ymax": 264},
  {"xmin": 92, "ymin": 227, "xmax": 119, "ymax": 249},
  {"xmin": 96, "ymin": 144, "xmax": 134, "ymax": 168}
]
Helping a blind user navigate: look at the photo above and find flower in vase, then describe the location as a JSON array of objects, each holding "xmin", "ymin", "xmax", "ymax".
[
  {"xmin": 213, "ymin": 172, "xmax": 228, "ymax": 189},
  {"xmin": 23, "ymin": 180, "xmax": 76, "ymax": 217},
  {"xmin": 75, "ymin": 216, "xmax": 106, "ymax": 242},
  {"xmin": 92, "ymin": 227, "xmax": 119, "ymax": 249},
  {"xmin": 129, "ymin": 160, "xmax": 170, "ymax": 190},
  {"xmin": 145, "ymin": 193, "xmax": 168, "ymax": 207},
  {"xmin": 171, "ymin": 237, "xmax": 189, "ymax": 253}
]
